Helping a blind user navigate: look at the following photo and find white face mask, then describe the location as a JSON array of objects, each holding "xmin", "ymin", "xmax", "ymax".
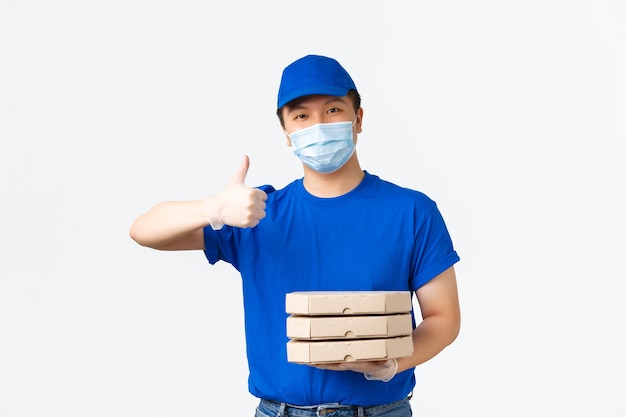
[{"xmin": 286, "ymin": 120, "xmax": 356, "ymax": 173}]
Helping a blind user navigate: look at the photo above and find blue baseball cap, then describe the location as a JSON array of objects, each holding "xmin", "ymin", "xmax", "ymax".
[{"xmin": 277, "ymin": 55, "xmax": 358, "ymax": 109}]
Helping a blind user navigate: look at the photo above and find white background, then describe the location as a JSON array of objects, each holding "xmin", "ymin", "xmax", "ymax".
[{"xmin": 1, "ymin": 1, "xmax": 625, "ymax": 416}]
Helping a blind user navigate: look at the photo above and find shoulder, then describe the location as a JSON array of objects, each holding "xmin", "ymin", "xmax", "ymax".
[
  {"xmin": 256, "ymin": 184, "xmax": 277, "ymax": 194},
  {"xmin": 365, "ymin": 172, "xmax": 436, "ymax": 208},
  {"xmin": 254, "ymin": 179, "xmax": 301, "ymax": 203}
]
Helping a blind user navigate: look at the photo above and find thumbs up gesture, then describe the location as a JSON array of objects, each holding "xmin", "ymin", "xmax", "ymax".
[{"xmin": 204, "ymin": 155, "xmax": 268, "ymax": 230}]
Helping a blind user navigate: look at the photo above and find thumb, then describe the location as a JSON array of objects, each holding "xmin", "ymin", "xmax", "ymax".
[{"xmin": 229, "ymin": 154, "xmax": 250, "ymax": 186}]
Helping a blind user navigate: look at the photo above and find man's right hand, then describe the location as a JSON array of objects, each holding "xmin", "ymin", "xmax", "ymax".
[{"xmin": 204, "ymin": 155, "xmax": 268, "ymax": 230}]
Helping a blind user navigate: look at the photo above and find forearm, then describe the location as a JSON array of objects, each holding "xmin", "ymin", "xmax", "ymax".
[
  {"xmin": 129, "ymin": 199, "xmax": 209, "ymax": 249},
  {"xmin": 396, "ymin": 313, "xmax": 460, "ymax": 373}
]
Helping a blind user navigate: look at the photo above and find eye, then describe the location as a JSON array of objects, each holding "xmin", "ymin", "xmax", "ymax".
[
  {"xmin": 327, "ymin": 107, "xmax": 340, "ymax": 114},
  {"xmin": 294, "ymin": 113, "xmax": 307, "ymax": 120}
]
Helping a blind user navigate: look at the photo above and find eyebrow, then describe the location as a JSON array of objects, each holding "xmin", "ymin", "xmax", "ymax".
[
  {"xmin": 287, "ymin": 96, "xmax": 347, "ymax": 113},
  {"xmin": 323, "ymin": 97, "xmax": 346, "ymax": 105}
]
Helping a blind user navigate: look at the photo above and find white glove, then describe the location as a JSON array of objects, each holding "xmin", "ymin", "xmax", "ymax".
[
  {"xmin": 313, "ymin": 358, "xmax": 398, "ymax": 383},
  {"xmin": 363, "ymin": 358, "xmax": 398, "ymax": 382},
  {"xmin": 203, "ymin": 156, "xmax": 267, "ymax": 230}
]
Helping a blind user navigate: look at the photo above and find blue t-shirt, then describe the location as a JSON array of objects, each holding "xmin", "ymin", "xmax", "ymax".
[{"xmin": 203, "ymin": 171, "xmax": 459, "ymax": 406}]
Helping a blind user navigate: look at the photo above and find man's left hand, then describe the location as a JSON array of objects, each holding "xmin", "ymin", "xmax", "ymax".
[{"xmin": 312, "ymin": 359, "xmax": 398, "ymax": 382}]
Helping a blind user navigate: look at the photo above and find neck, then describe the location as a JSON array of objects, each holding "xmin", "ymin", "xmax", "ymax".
[{"xmin": 302, "ymin": 155, "xmax": 365, "ymax": 198}]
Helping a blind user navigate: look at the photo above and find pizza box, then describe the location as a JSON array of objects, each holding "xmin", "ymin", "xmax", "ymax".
[
  {"xmin": 286, "ymin": 335, "xmax": 414, "ymax": 364},
  {"xmin": 287, "ymin": 313, "xmax": 412, "ymax": 340},
  {"xmin": 285, "ymin": 291, "xmax": 412, "ymax": 316}
]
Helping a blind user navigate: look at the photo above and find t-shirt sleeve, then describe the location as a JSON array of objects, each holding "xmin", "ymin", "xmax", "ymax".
[
  {"xmin": 203, "ymin": 225, "xmax": 220, "ymax": 265},
  {"xmin": 410, "ymin": 202, "xmax": 460, "ymax": 290}
]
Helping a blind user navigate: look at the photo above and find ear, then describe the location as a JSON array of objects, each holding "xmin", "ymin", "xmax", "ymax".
[
  {"xmin": 283, "ymin": 130, "xmax": 292, "ymax": 147},
  {"xmin": 355, "ymin": 107, "xmax": 364, "ymax": 134}
]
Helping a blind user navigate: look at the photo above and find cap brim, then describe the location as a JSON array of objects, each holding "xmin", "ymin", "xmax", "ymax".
[{"xmin": 278, "ymin": 85, "xmax": 351, "ymax": 109}]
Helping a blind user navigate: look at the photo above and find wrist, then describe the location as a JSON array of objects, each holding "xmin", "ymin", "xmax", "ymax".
[{"xmin": 202, "ymin": 196, "xmax": 224, "ymax": 230}]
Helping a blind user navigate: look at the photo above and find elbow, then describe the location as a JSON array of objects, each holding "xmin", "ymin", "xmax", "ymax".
[
  {"xmin": 128, "ymin": 219, "xmax": 174, "ymax": 250},
  {"xmin": 447, "ymin": 311, "xmax": 461, "ymax": 346},
  {"xmin": 450, "ymin": 317, "xmax": 461, "ymax": 345},
  {"xmin": 128, "ymin": 225, "xmax": 143, "ymax": 247},
  {"xmin": 128, "ymin": 226, "xmax": 141, "ymax": 245},
  {"xmin": 436, "ymin": 310, "xmax": 461, "ymax": 348},
  {"xmin": 128, "ymin": 219, "xmax": 151, "ymax": 248}
]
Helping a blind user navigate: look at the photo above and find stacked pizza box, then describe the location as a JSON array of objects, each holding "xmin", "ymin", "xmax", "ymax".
[{"xmin": 285, "ymin": 291, "xmax": 414, "ymax": 364}]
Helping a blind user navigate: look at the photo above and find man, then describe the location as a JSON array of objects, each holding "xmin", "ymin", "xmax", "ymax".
[{"xmin": 130, "ymin": 54, "xmax": 460, "ymax": 417}]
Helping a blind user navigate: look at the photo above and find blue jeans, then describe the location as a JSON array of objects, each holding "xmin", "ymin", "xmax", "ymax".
[{"xmin": 255, "ymin": 398, "xmax": 412, "ymax": 417}]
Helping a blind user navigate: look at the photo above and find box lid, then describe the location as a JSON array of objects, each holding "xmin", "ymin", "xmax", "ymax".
[
  {"xmin": 285, "ymin": 291, "xmax": 412, "ymax": 315},
  {"xmin": 287, "ymin": 313, "xmax": 413, "ymax": 340},
  {"xmin": 286, "ymin": 335, "xmax": 414, "ymax": 364}
]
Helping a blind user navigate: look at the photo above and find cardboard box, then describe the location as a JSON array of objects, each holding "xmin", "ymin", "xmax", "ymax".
[
  {"xmin": 287, "ymin": 313, "xmax": 413, "ymax": 340},
  {"xmin": 287, "ymin": 335, "xmax": 414, "ymax": 364},
  {"xmin": 285, "ymin": 291, "xmax": 412, "ymax": 316}
]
